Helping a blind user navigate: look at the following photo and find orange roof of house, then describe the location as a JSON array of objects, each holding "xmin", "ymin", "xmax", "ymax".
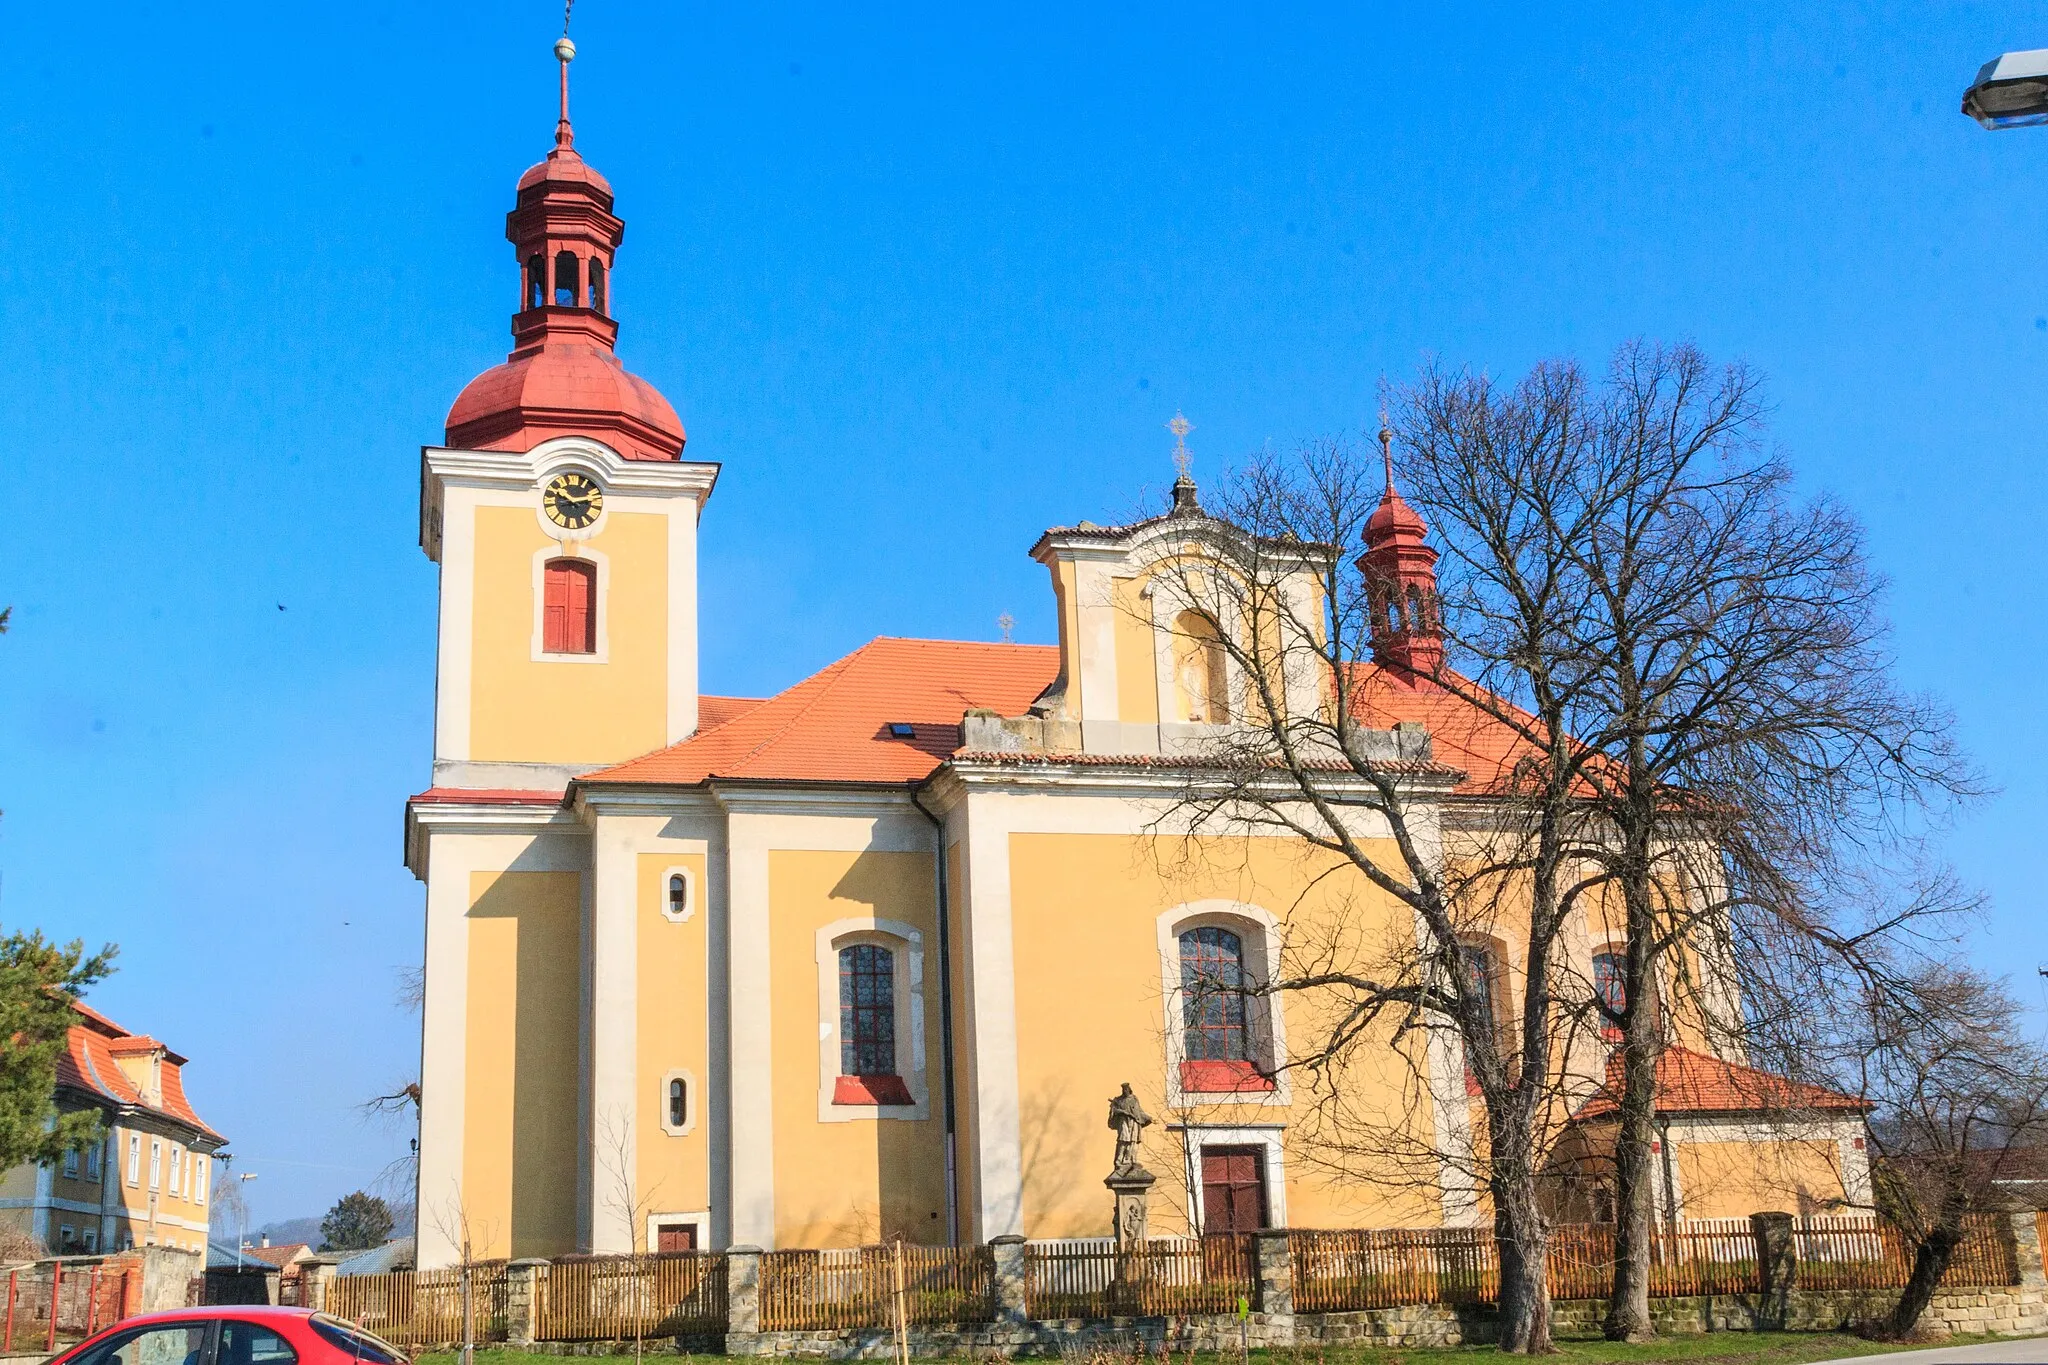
[
  {"xmin": 1573, "ymin": 1045, "xmax": 1872, "ymax": 1121},
  {"xmin": 55, "ymin": 1001, "xmax": 225, "ymax": 1145},
  {"xmin": 584, "ymin": 638, "xmax": 1062, "ymax": 787},
  {"xmin": 241, "ymin": 1243, "xmax": 312, "ymax": 1269}
]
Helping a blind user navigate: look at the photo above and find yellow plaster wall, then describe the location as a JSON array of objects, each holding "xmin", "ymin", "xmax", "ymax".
[
  {"xmin": 1050, "ymin": 560, "xmax": 1080, "ymax": 720},
  {"xmin": 1676, "ymin": 1138, "xmax": 1849, "ymax": 1219},
  {"xmin": 463, "ymin": 870, "xmax": 583, "ymax": 1259},
  {"xmin": 1007, "ymin": 832, "xmax": 1442, "ymax": 1237},
  {"xmin": 0, "ymin": 1161, "xmax": 36, "ymax": 1199},
  {"xmin": 1113, "ymin": 576, "xmax": 1160, "ymax": 726},
  {"xmin": 469, "ymin": 505, "xmax": 669, "ymax": 765},
  {"xmin": 635, "ymin": 852, "xmax": 711, "ymax": 1236},
  {"xmin": 769, "ymin": 849, "xmax": 950, "ymax": 1247}
]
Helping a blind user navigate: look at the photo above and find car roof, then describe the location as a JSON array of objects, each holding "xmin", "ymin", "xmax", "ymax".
[{"xmin": 121, "ymin": 1306, "xmax": 319, "ymax": 1323}]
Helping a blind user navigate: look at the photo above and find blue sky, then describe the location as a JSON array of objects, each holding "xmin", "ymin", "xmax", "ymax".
[{"xmin": 2, "ymin": 1, "xmax": 2045, "ymax": 1226}]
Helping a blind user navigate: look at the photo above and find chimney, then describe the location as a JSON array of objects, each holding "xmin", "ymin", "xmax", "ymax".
[{"xmin": 260, "ymin": 1234, "xmax": 270, "ymax": 1248}]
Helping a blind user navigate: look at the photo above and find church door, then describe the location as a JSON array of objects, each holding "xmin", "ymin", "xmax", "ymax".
[
  {"xmin": 1200, "ymin": 1147, "xmax": 1269, "ymax": 1233},
  {"xmin": 656, "ymin": 1223, "xmax": 698, "ymax": 1252}
]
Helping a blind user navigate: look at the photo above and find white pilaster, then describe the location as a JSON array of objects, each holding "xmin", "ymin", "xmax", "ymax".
[
  {"xmin": 724, "ymin": 812, "xmax": 778, "ymax": 1246},
  {"xmin": 668, "ymin": 495, "xmax": 701, "ymax": 744},
  {"xmin": 415, "ymin": 830, "xmax": 474, "ymax": 1268},
  {"xmin": 956, "ymin": 795, "xmax": 1025, "ymax": 1238}
]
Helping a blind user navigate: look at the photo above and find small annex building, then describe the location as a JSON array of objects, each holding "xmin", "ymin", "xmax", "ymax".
[
  {"xmin": 0, "ymin": 1002, "xmax": 226, "ymax": 1255},
  {"xmin": 404, "ymin": 42, "xmax": 1874, "ymax": 1267}
]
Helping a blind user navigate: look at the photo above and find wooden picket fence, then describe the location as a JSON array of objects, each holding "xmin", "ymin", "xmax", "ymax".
[
  {"xmin": 1791, "ymin": 1213, "xmax": 2016, "ymax": 1292},
  {"xmin": 1023, "ymin": 1234, "xmax": 1258, "ymax": 1318},
  {"xmin": 1287, "ymin": 1227, "xmax": 1498, "ymax": 1311},
  {"xmin": 759, "ymin": 1243, "xmax": 994, "ymax": 1330},
  {"xmin": 534, "ymin": 1252, "xmax": 727, "ymax": 1341},
  {"xmin": 327, "ymin": 1263, "xmax": 510, "ymax": 1348}
]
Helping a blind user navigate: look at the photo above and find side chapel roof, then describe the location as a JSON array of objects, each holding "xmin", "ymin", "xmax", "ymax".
[{"xmin": 1572, "ymin": 1045, "xmax": 1872, "ymax": 1122}]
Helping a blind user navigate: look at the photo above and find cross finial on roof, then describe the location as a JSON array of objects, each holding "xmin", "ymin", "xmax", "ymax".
[
  {"xmin": 1378, "ymin": 412, "xmax": 1395, "ymax": 495},
  {"xmin": 553, "ymin": 4, "xmax": 578, "ymax": 149},
  {"xmin": 1168, "ymin": 411, "xmax": 1194, "ymax": 480},
  {"xmin": 997, "ymin": 611, "xmax": 1016, "ymax": 644}
]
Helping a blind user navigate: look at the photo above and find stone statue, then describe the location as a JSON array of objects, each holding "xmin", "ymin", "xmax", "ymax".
[{"xmin": 1107, "ymin": 1083, "xmax": 1154, "ymax": 1178}]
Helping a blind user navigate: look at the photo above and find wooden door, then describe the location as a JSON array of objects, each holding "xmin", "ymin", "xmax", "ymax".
[
  {"xmin": 1200, "ymin": 1146, "xmax": 1269, "ymax": 1233},
  {"xmin": 656, "ymin": 1223, "xmax": 698, "ymax": 1252}
]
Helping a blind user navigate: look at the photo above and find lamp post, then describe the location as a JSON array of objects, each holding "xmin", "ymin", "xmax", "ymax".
[
  {"xmin": 1963, "ymin": 49, "xmax": 2048, "ymax": 128},
  {"xmin": 235, "ymin": 1173, "xmax": 257, "ymax": 1271}
]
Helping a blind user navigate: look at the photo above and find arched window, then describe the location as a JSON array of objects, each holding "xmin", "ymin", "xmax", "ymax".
[
  {"xmin": 667, "ymin": 873, "xmax": 689, "ymax": 921},
  {"xmin": 1458, "ymin": 936, "xmax": 1507, "ymax": 1095},
  {"xmin": 1178, "ymin": 925, "xmax": 1274, "ymax": 1094},
  {"xmin": 542, "ymin": 558, "xmax": 596, "ymax": 654},
  {"xmin": 554, "ymin": 250, "xmax": 579, "ymax": 307},
  {"xmin": 526, "ymin": 254, "xmax": 545, "ymax": 310},
  {"xmin": 834, "ymin": 943, "xmax": 910, "ymax": 1104},
  {"xmin": 668, "ymin": 1077, "xmax": 687, "ymax": 1128},
  {"xmin": 588, "ymin": 258, "xmax": 607, "ymax": 314},
  {"xmin": 1173, "ymin": 611, "xmax": 1230, "ymax": 724},
  {"xmin": 1593, "ymin": 950, "xmax": 1626, "ymax": 1042},
  {"xmin": 1405, "ymin": 584, "xmax": 1426, "ymax": 634}
]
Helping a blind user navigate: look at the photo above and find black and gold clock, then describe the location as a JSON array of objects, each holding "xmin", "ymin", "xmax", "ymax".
[{"xmin": 542, "ymin": 472, "xmax": 604, "ymax": 530}]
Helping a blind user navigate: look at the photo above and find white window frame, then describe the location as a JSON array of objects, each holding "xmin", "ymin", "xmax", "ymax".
[
  {"xmin": 62, "ymin": 1148, "xmax": 79, "ymax": 1179},
  {"xmin": 1176, "ymin": 1124, "xmax": 1290, "ymax": 1234},
  {"xmin": 81, "ymin": 1228, "xmax": 98, "ymax": 1253},
  {"xmin": 194, "ymin": 1159, "xmax": 206, "ymax": 1206},
  {"xmin": 168, "ymin": 1144, "xmax": 182, "ymax": 1196},
  {"xmin": 1157, "ymin": 900, "xmax": 1291, "ymax": 1109},
  {"xmin": 645, "ymin": 1210, "xmax": 712, "ymax": 1252},
  {"xmin": 126, "ymin": 1134, "xmax": 140, "ymax": 1186},
  {"xmin": 84, "ymin": 1142, "xmax": 101, "ymax": 1181},
  {"xmin": 149, "ymin": 1140, "xmax": 161, "ymax": 1191},
  {"xmin": 658, "ymin": 1068, "xmax": 698, "ymax": 1136},
  {"xmin": 814, "ymin": 918, "xmax": 929, "ymax": 1123},
  {"xmin": 660, "ymin": 865, "xmax": 697, "ymax": 924}
]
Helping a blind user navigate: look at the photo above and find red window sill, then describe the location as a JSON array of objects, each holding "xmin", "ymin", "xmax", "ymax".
[
  {"xmin": 833, "ymin": 1074, "xmax": 913, "ymax": 1106},
  {"xmin": 1179, "ymin": 1059, "xmax": 1276, "ymax": 1095}
]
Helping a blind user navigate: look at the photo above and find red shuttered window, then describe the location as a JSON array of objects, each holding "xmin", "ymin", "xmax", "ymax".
[{"xmin": 543, "ymin": 558, "xmax": 596, "ymax": 654}]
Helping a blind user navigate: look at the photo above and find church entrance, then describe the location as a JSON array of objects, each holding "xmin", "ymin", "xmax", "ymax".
[{"xmin": 1199, "ymin": 1146, "xmax": 1269, "ymax": 1233}]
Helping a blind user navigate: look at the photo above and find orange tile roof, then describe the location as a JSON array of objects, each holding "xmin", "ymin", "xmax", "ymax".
[
  {"xmin": 1573, "ymin": 1045, "xmax": 1871, "ymax": 1121},
  {"xmin": 241, "ymin": 1242, "xmax": 312, "ymax": 1268},
  {"xmin": 699, "ymin": 694, "xmax": 765, "ymax": 729},
  {"xmin": 55, "ymin": 1001, "xmax": 224, "ymax": 1144},
  {"xmin": 584, "ymin": 638, "xmax": 1062, "ymax": 787}
]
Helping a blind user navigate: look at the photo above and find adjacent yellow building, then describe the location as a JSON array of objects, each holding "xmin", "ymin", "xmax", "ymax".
[
  {"xmin": 0, "ymin": 1001, "xmax": 225, "ymax": 1256},
  {"xmin": 404, "ymin": 43, "xmax": 1870, "ymax": 1268}
]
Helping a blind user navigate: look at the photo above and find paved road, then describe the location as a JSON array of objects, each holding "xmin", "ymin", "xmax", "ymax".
[{"xmin": 1813, "ymin": 1340, "xmax": 2048, "ymax": 1364}]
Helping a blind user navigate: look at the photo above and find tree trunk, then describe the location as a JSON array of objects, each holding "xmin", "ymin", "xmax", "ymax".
[
  {"xmin": 1888, "ymin": 1224, "xmax": 1963, "ymax": 1340},
  {"xmin": 1603, "ymin": 976, "xmax": 1659, "ymax": 1340},
  {"xmin": 1494, "ymin": 1194, "xmax": 1553, "ymax": 1353}
]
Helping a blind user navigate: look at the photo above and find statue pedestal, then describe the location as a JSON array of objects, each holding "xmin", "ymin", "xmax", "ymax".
[{"xmin": 1107, "ymin": 1164, "xmax": 1157, "ymax": 1301}]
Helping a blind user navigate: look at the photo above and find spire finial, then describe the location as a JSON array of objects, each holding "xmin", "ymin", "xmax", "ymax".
[
  {"xmin": 553, "ymin": 32, "xmax": 577, "ymax": 149},
  {"xmin": 1378, "ymin": 412, "xmax": 1395, "ymax": 495},
  {"xmin": 1168, "ymin": 411, "xmax": 1194, "ymax": 480}
]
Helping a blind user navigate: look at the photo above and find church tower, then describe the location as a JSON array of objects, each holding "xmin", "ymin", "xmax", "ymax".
[{"xmin": 421, "ymin": 37, "xmax": 718, "ymax": 784}]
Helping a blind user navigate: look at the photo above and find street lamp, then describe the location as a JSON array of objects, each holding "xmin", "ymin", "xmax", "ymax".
[
  {"xmin": 235, "ymin": 1173, "xmax": 257, "ymax": 1271},
  {"xmin": 1963, "ymin": 49, "xmax": 2048, "ymax": 128}
]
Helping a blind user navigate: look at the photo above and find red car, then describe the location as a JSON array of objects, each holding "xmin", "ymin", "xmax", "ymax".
[{"xmin": 49, "ymin": 1307, "xmax": 407, "ymax": 1365}]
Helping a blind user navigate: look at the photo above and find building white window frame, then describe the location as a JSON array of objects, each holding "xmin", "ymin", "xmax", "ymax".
[
  {"xmin": 168, "ymin": 1144, "xmax": 182, "ymax": 1196},
  {"xmin": 126, "ymin": 1134, "xmax": 140, "ymax": 1186},
  {"xmin": 1157, "ymin": 900, "xmax": 1291, "ymax": 1109},
  {"xmin": 660, "ymin": 865, "xmax": 696, "ymax": 924},
  {"xmin": 81, "ymin": 1227, "xmax": 98, "ymax": 1253},
  {"xmin": 658, "ymin": 1068, "xmax": 698, "ymax": 1136},
  {"xmin": 645, "ymin": 1210, "xmax": 712, "ymax": 1252},
  {"xmin": 84, "ymin": 1141, "xmax": 101, "ymax": 1182},
  {"xmin": 194, "ymin": 1158, "xmax": 206, "ymax": 1206},
  {"xmin": 149, "ymin": 1140, "xmax": 161, "ymax": 1192},
  {"xmin": 814, "ymin": 917, "xmax": 929, "ymax": 1123},
  {"xmin": 62, "ymin": 1148, "xmax": 79, "ymax": 1179},
  {"xmin": 1173, "ymin": 1123, "xmax": 1290, "ymax": 1234}
]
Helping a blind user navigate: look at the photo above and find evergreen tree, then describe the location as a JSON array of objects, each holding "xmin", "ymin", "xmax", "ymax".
[
  {"xmin": 320, "ymin": 1191, "xmax": 394, "ymax": 1251},
  {"xmin": 0, "ymin": 929, "xmax": 116, "ymax": 1171}
]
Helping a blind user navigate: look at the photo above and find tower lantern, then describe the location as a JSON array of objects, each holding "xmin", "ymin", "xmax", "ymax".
[{"xmin": 1357, "ymin": 427, "xmax": 1443, "ymax": 677}]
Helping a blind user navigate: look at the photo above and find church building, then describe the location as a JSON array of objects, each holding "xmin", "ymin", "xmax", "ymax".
[{"xmin": 405, "ymin": 41, "xmax": 1871, "ymax": 1267}]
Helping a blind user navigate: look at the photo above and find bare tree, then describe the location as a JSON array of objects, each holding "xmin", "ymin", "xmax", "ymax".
[
  {"xmin": 1392, "ymin": 342, "xmax": 1979, "ymax": 1339},
  {"xmin": 1133, "ymin": 437, "xmax": 1623, "ymax": 1353},
  {"xmin": 597, "ymin": 1108, "xmax": 665, "ymax": 1365}
]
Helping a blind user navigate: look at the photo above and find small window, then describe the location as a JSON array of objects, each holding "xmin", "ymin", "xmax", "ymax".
[
  {"xmin": 82, "ymin": 1227, "xmax": 98, "ymax": 1252},
  {"xmin": 543, "ymin": 558, "xmax": 597, "ymax": 654},
  {"xmin": 667, "ymin": 872, "xmax": 690, "ymax": 921},
  {"xmin": 554, "ymin": 250, "xmax": 579, "ymax": 307},
  {"xmin": 59, "ymin": 1224, "xmax": 76, "ymax": 1248},
  {"xmin": 668, "ymin": 1078, "xmax": 687, "ymax": 1128},
  {"xmin": 148, "ymin": 1140, "xmax": 161, "ymax": 1191},
  {"xmin": 588, "ymin": 258, "xmax": 607, "ymax": 313},
  {"xmin": 887, "ymin": 722, "xmax": 916, "ymax": 739},
  {"xmin": 193, "ymin": 1158, "xmax": 205, "ymax": 1204},
  {"xmin": 126, "ymin": 1134, "xmax": 140, "ymax": 1185},
  {"xmin": 526, "ymin": 253, "xmax": 545, "ymax": 309},
  {"xmin": 63, "ymin": 1148, "xmax": 80, "ymax": 1178},
  {"xmin": 168, "ymin": 1144, "xmax": 181, "ymax": 1195},
  {"xmin": 656, "ymin": 1223, "xmax": 697, "ymax": 1252},
  {"xmin": 85, "ymin": 1143, "xmax": 101, "ymax": 1181}
]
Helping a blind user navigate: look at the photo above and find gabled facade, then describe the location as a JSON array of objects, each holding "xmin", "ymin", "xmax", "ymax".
[
  {"xmin": 404, "ymin": 42, "xmax": 1871, "ymax": 1267},
  {"xmin": 0, "ymin": 1001, "xmax": 226, "ymax": 1255}
]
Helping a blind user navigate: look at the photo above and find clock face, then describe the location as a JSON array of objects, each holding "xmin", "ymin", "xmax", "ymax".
[{"xmin": 542, "ymin": 472, "xmax": 604, "ymax": 530}]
